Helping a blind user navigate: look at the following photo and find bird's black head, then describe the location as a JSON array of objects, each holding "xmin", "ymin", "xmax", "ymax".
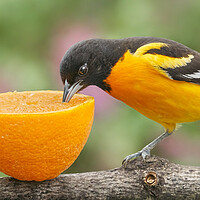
[{"xmin": 60, "ymin": 39, "xmax": 124, "ymax": 102}]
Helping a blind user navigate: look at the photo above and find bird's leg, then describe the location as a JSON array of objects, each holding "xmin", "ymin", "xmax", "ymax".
[{"xmin": 122, "ymin": 130, "xmax": 173, "ymax": 165}]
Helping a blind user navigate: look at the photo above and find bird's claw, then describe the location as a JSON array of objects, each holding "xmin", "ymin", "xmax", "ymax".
[
  {"xmin": 141, "ymin": 148, "xmax": 150, "ymax": 159},
  {"xmin": 122, "ymin": 148, "xmax": 151, "ymax": 167}
]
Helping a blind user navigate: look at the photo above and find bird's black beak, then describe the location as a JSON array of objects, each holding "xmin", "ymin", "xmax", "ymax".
[{"xmin": 62, "ymin": 80, "xmax": 83, "ymax": 103}]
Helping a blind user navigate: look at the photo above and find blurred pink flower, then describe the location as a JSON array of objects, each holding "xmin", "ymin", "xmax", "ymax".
[
  {"xmin": 80, "ymin": 86, "xmax": 119, "ymax": 116},
  {"xmin": 159, "ymin": 134, "xmax": 200, "ymax": 163}
]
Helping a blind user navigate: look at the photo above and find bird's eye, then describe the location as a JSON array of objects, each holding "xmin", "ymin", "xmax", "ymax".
[{"xmin": 78, "ymin": 63, "xmax": 88, "ymax": 76}]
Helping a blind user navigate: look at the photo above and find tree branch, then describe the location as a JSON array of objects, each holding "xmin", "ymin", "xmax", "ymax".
[{"xmin": 0, "ymin": 156, "xmax": 199, "ymax": 200}]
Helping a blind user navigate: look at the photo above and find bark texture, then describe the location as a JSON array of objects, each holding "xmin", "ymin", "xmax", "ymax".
[{"xmin": 0, "ymin": 156, "xmax": 199, "ymax": 200}]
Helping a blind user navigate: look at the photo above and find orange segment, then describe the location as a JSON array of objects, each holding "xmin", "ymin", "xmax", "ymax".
[{"xmin": 0, "ymin": 90, "xmax": 94, "ymax": 181}]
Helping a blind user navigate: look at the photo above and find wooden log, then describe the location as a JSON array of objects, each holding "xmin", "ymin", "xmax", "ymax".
[{"xmin": 0, "ymin": 156, "xmax": 199, "ymax": 200}]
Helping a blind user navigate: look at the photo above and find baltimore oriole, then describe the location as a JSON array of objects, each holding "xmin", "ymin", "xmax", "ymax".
[{"xmin": 60, "ymin": 37, "xmax": 200, "ymax": 164}]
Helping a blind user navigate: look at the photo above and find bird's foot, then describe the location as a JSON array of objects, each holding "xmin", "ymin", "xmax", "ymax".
[
  {"xmin": 122, "ymin": 147, "xmax": 150, "ymax": 167},
  {"xmin": 122, "ymin": 131, "xmax": 173, "ymax": 167}
]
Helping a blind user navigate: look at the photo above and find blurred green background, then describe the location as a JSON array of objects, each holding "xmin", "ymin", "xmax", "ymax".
[{"xmin": 0, "ymin": 0, "xmax": 200, "ymax": 177}]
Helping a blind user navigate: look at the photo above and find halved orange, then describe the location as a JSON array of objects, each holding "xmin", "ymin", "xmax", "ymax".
[{"xmin": 0, "ymin": 90, "xmax": 94, "ymax": 181}]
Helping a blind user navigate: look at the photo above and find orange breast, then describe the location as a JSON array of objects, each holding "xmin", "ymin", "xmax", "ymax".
[{"xmin": 105, "ymin": 50, "xmax": 200, "ymax": 131}]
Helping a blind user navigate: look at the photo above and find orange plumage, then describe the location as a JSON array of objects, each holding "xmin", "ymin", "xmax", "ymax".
[{"xmin": 105, "ymin": 50, "xmax": 200, "ymax": 132}]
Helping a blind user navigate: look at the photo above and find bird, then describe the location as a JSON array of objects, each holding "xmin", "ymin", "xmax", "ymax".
[{"xmin": 60, "ymin": 36, "xmax": 200, "ymax": 164}]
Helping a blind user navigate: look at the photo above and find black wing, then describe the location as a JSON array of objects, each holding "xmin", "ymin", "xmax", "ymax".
[{"xmin": 125, "ymin": 37, "xmax": 200, "ymax": 84}]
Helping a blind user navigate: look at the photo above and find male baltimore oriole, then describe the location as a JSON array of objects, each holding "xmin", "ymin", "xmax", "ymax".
[{"xmin": 60, "ymin": 37, "xmax": 200, "ymax": 164}]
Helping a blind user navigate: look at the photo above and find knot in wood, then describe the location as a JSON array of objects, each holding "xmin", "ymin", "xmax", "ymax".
[{"xmin": 144, "ymin": 171, "xmax": 158, "ymax": 186}]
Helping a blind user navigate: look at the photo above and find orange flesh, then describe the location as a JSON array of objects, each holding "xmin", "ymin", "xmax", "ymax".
[{"xmin": 0, "ymin": 91, "xmax": 87, "ymax": 114}]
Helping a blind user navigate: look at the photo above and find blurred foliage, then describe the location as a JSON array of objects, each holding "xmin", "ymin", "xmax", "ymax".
[
  {"xmin": 0, "ymin": 172, "xmax": 7, "ymax": 177},
  {"xmin": 0, "ymin": 0, "xmax": 200, "ymax": 178}
]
